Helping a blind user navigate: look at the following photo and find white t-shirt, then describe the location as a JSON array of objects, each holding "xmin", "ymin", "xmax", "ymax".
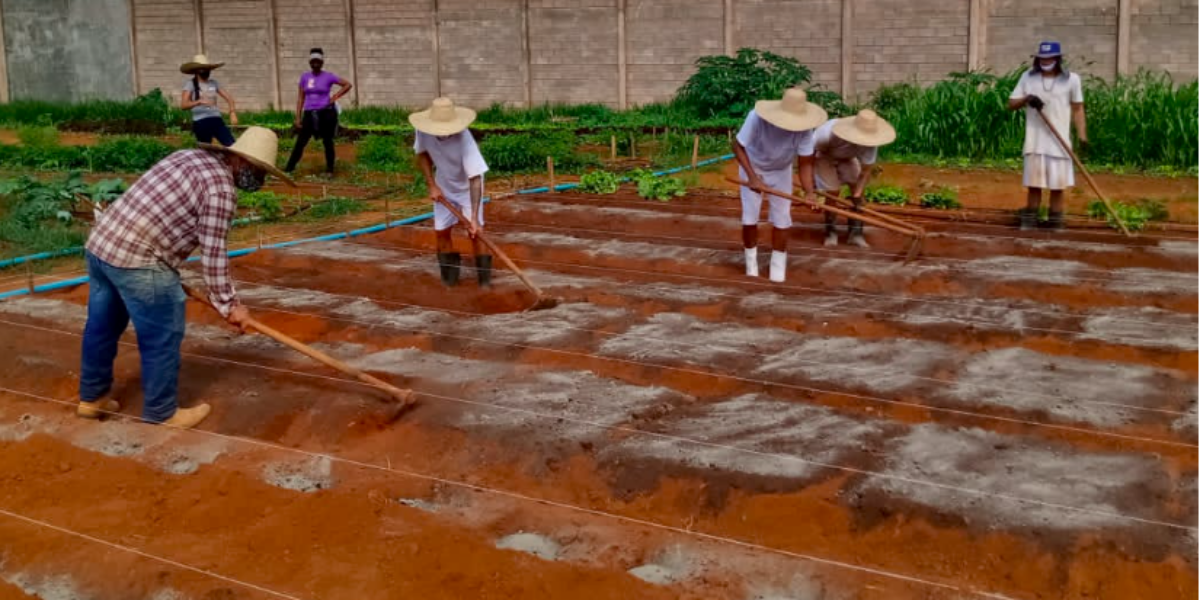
[
  {"xmin": 735, "ymin": 109, "xmax": 815, "ymax": 174},
  {"xmin": 1009, "ymin": 70, "xmax": 1084, "ymax": 158},
  {"xmin": 413, "ymin": 130, "xmax": 489, "ymax": 202},
  {"xmin": 813, "ymin": 119, "xmax": 877, "ymax": 165},
  {"xmin": 183, "ymin": 77, "xmax": 221, "ymax": 121}
]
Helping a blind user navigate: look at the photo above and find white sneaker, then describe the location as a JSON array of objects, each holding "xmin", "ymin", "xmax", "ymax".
[
  {"xmin": 769, "ymin": 251, "xmax": 787, "ymax": 283},
  {"xmin": 848, "ymin": 233, "xmax": 870, "ymax": 248},
  {"xmin": 744, "ymin": 248, "xmax": 759, "ymax": 277},
  {"xmin": 824, "ymin": 232, "xmax": 838, "ymax": 247}
]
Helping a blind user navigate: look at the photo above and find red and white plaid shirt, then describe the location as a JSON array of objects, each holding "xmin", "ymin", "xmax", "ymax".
[{"xmin": 87, "ymin": 149, "xmax": 239, "ymax": 315}]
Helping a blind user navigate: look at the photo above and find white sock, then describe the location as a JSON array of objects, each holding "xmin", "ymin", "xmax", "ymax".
[
  {"xmin": 744, "ymin": 247, "xmax": 759, "ymax": 277},
  {"xmin": 769, "ymin": 250, "xmax": 787, "ymax": 283}
]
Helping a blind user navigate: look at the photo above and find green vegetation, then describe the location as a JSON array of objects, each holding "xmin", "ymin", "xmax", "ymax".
[
  {"xmin": 356, "ymin": 134, "xmax": 416, "ymax": 173},
  {"xmin": 0, "ymin": 134, "xmax": 176, "ymax": 172},
  {"xmin": 919, "ymin": 188, "xmax": 962, "ymax": 210},
  {"xmin": 0, "ymin": 89, "xmax": 183, "ymax": 133},
  {"xmin": 479, "ymin": 131, "xmax": 598, "ymax": 174},
  {"xmin": 870, "ymin": 69, "xmax": 1198, "ymax": 170},
  {"xmin": 863, "ymin": 184, "xmax": 909, "ymax": 206},
  {"xmin": 630, "ymin": 169, "xmax": 686, "ymax": 202},
  {"xmin": 1086, "ymin": 199, "xmax": 1168, "ymax": 232},
  {"xmin": 303, "ymin": 196, "xmax": 366, "ymax": 220},
  {"xmin": 237, "ymin": 190, "xmax": 286, "ymax": 221},
  {"xmin": 0, "ymin": 172, "xmax": 127, "ymax": 257},
  {"xmin": 675, "ymin": 48, "xmax": 849, "ymax": 119},
  {"xmin": 578, "ymin": 170, "xmax": 621, "ymax": 194}
]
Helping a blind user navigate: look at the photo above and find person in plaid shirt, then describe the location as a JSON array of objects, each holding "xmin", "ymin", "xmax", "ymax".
[{"xmin": 77, "ymin": 127, "xmax": 294, "ymax": 429}]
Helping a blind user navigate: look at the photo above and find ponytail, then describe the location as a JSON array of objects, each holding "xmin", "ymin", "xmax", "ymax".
[{"xmin": 191, "ymin": 75, "xmax": 201, "ymax": 101}]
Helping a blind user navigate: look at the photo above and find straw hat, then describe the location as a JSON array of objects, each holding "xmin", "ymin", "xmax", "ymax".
[
  {"xmin": 832, "ymin": 109, "xmax": 896, "ymax": 147},
  {"xmin": 199, "ymin": 127, "xmax": 295, "ymax": 186},
  {"xmin": 408, "ymin": 97, "xmax": 477, "ymax": 136},
  {"xmin": 180, "ymin": 54, "xmax": 225, "ymax": 75},
  {"xmin": 754, "ymin": 88, "xmax": 828, "ymax": 132}
]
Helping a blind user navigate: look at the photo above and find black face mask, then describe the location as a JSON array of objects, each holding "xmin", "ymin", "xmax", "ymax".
[
  {"xmin": 235, "ymin": 166, "xmax": 266, "ymax": 192},
  {"xmin": 196, "ymin": 69, "xmax": 211, "ymax": 79}
]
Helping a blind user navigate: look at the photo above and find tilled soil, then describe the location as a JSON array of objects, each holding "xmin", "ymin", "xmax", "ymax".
[{"xmin": 0, "ymin": 189, "xmax": 1195, "ymax": 600}]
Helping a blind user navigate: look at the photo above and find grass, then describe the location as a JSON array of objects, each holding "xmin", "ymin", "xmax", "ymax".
[{"xmin": 302, "ymin": 197, "xmax": 367, "ymax": 220}]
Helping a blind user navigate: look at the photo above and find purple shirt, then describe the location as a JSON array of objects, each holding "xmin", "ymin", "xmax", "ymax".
[{"xmin": 299, "ymin": 71, "xmax": 341, "ymax": 111}]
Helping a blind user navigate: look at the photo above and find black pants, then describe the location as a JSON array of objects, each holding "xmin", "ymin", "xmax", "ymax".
[
  {"xmin": 192, "ymin": 116, "xmax": 235, "ymax": 147},
  {"xmin": 285, "ymin": 106, "xmax": 338, "ymax": 173}
]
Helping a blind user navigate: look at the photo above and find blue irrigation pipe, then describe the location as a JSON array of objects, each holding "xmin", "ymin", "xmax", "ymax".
[{"xmin": 0, "ymin": 154, "xmax": 733, "ymax": 300}]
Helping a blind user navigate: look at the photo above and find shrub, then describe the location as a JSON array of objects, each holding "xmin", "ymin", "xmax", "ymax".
[
  {"xmin": 578, "ymin": 170, "xmax": 621, "ymax": 194},
  {"xmin": 919, "ymin": 188, "xmax": 962, "ymax": 210},
  {"xmin": 863, "ymin": 184, "xmax": 908, "ymax": 206},
  {"xmin": 675, "ymin": 48, "xmax": 849, "ymax": 119}
]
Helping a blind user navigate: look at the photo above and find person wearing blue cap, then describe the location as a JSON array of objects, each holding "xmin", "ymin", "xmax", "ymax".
[{"xmin": 1007, "ymin": 41, "xmax": 1087, "ymax": 231}]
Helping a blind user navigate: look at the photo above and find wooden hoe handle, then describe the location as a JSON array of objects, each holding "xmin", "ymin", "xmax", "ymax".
[
  {"xmin": 1033, "ymin": 108, "xmax": 1132, "ymax": 237},
  {"xmin": 431, "ymin": 196, "xmax": 546, "ymax": 297}
]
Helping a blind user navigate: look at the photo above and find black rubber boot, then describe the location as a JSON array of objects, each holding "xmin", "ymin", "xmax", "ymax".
[
  {"xmin": 847, "ymin": 219, "xmax": 869, "ymax": 248},
  {"xmin": 1017, "ymin": 208, "xmax": 1038, "ymax": 231},
  {"xmin": 475, "ymin": 255, "xmax": 493, "ymax": 288},
  {"xmin": 1044, "ymin": 211, "xmax": 1066, "ymax": 232},
  {"xmin": 823, "ymin": 211, "xmax": 838, "ymax": 246},
  {"xmin": 437, "ymin": 252, "xmax": 461, "ymax": 287}
]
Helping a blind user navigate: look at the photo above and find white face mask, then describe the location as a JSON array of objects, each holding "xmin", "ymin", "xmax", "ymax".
[{"xmin": 1040, "ymin": 62, "xmax": 1057, "ymax": 72}]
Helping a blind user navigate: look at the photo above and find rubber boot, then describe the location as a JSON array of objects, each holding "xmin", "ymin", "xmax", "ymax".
[
  {"xmin": 162, "ymin": 403, "xmax": 211, "ymax": 429},
  {"xmin": 475, "ymin": 255, "xmax": 493, "ymax": 288},
  {"xmin": 824, "ymin": 212, "xmax": 838, "ymax": 247},
  {"xmin": 1044, "ymin": 211, "xmax": 1066, "ymax": 232},
  {"xmin": 76, "ymin": 395, "xmax": 120, "ymax": 420},
  {"xmin": 769, "ymin": 251, "xmax": 787, "ymax": 283},
  {"xmin": 744, "ymin": 247, "xmax": 759, "ymax": 277},
  {"xmin": 847, "ymin": 220, "xmax": 869, "ymax": 248},
  {"xmin": 1017, "ymin": 208, "xmax": 1038, "ymax": 231},
  {"xmin": 437, "ymin": 252, "xmax": 461, "ymax": 287}
]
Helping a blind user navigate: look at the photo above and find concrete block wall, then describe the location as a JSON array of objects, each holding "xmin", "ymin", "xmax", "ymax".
[
  {"xmin": 132, "ymin": 0, "xmax": 199, "ymax": 99},
  {"xmin": 201, "ymin": 0, "xmax": 274, "ymax": 110},
  {"xmin": 438, "ymin": 0, "xmax": 526, "ymax": 107},
  {"xmin": 353, "ymin": 0, "xmax": 436, "ymax": 107},
  {"xmin": 1130, "ymin": 0, "xmax": 1198, "ymax": 79},
  {"xmin": 529, "ymin": 0, "xmax": 619, "ymax": 106},
  {"xmin": 732, "ymin": 0, "xmax": 843, "ymax": 93},
  {"xmin": 625, "ymin": 0, "xmax": 724, "ymax": 106},
  {"xmin": 986, "ymin": 0, "xmax": 1120, "ymax": 78},
  {"xmin": 854, "ymin": 0, "xmax": 969, "ymax": 93}
]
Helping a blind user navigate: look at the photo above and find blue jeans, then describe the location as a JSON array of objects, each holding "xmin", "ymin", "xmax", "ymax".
[
  {"xmin": 79, "ymin": 252, "xmax": 186, "ymax": 422},
  {"xmin": 192, "ymin": 116, "xmax": 235, "ymax": 147}
]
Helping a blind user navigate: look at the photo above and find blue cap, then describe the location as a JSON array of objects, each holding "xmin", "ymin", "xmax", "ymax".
[{"xmin": 1035, "ymin": 41, "xmax": 1063, "ymax": 58}]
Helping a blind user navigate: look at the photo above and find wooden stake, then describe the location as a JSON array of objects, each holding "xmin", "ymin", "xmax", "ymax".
[
  {"xmin": 26, "ymin": 262, "xmax": 34, "ymax": 293},
  {"xmin": 322, "ymin": 185, "xmax": 328, "ymax": 199},
  {"xmin": 691, "ymin": 135, "xmax": 699, "ymax": 169},
  {"xmin": 610, "ymin": 135, "xmax": 616, "ymax": 160},
  {"xmin": 384, "ymin": 195, "xmax": 391, "ymax": 228},
  {"xmin": 547, "ymin": 156, "xmax": 556, "ymax": 192},
  {"xmin": 630, "ymin": 135, "xmax": 636, "ymax": 159},
  {"xmin": 256, "ymin": 224, "xmax": 263, "ymax": 249}
]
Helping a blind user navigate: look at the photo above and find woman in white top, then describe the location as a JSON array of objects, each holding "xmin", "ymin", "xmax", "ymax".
[{"xmin": 1007, "ymin": 41, "xmax": 1088, "ymax": 231}]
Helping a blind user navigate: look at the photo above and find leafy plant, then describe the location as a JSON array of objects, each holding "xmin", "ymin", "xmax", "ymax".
[
  {"xmin": 0, "ymin": 172, "xmax": 93, "ymax": 255},
  {"xmin": 863, "ymin": 184, "xmax": 909, "ymax": 206},
  {"xmin": 237, "ymin": 190, "xmax": 286, "ymax": 221},
  {"xmin": 303, "ymin": 196, "xmax": 366, "ymax": 220},
  {"xmin": 1085, "ymin": 199, "xmax": 1164, "ymax": 232},
  {"xmin": 578, "ymin": 170, "xmax": 621, "ymax": 194},
  {"xmin": 677, "ymin": 48, "xmax": 818, "ymax": 119},
  {"xmin": 919, "ymin": 187, "xmax": 962, "ymax": 209},
  {"xmin": 17, "ymin": 125, "xmax": 59, "ymax": 148},
  {"xmin": 630, "ymin": 169, "xmax": 687, "ymax": 202}
]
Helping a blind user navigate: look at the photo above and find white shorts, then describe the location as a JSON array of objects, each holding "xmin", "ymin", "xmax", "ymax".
[
  {"xmin": 739, "ymin": 166, "xmax": 793, "ymax": 229},
  {"xmin": 1023, "ymin": 154, "xmax": 1075, "ymax": 190},
  {"xmin": 433, "ymin": 195, "xmax": 485, "ymax": 231},
  {"xmin": 814, "ymin": 157, "xmax": 862, "ymax": 192}
]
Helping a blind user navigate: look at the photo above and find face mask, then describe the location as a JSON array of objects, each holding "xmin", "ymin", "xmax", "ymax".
[
  {"xmin": 1040, "ymin": 62, "xmax": 1057, "ymax": 72},
  {"xmin": 196, "ymin": 69, "xmax": 211, "ymax": 79},
  {"xmin": 235, "ymin": 166, "xmax": 265, "ymax": 192}
]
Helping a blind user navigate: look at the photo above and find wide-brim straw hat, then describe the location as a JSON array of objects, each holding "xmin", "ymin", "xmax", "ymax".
[
  {"xmin": 832, "ymin": 109, "xmax": 896, "ymax": 147},
  {"xmin": 754, "ymin": 88, "xmax": 828, "ymax": 132},
  {"xmin": 181, "ymin": 54, "xmax": 225, "ymax": 75},
  {"xmin": 408, "ymin": 97, "xmax": 477, "ymax": 136},
  {"xmin": 199, "ymin": 126, "xmax": 295, "ymax": 186}
]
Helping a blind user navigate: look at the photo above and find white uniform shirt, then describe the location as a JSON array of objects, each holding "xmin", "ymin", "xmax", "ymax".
[
  {"xmin": 813, "ymin": 119, "xmax": 877, "ymax": 165},
  {"xmin": 736, "ymin": 109, "xmax": 816, "ymax": 174},
  {"xmin": 1009, "ymin": 70, "xmax": 1084, "ymax": 158},
  {"xmin": 413, "ymin": 130, "xmax": 489, "ymax": 203}
]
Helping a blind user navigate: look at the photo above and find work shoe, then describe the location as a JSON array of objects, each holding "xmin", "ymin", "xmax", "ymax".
[
  {"xmin": 1017, "ymin": 208, "xmax": 1038, "ymax": 231},
  {"xmin": 744, "ymin": 248, "xmax": 759, "ymax": 277},
  {"xmin": 437, "ymin": 252, "xmax": 461, "ymax": 287},
  {"xmin": 1044, "ymin": 211, "xmax": 1066, "ymax": 232},
  {"xmin": 76, "ymin": 395, "xmax": 120, "ymax": 419},
  {"xmin": 475, "ymin": 255, "xmax": 494, "ymax": 288},
  {"xmin": 823, "ymin": 232, "xmax": 838, "ymax": 247},
  {"xmin": 769, "ymin": 251, "xmax": 787, "ymax": 283},
  {"xmin": 848, "ymin": 221, "xmax": 870, "ymax": 248},
  {"xmin": 162, "ymin": 404, "xmax": 211, "ymax": 429}
]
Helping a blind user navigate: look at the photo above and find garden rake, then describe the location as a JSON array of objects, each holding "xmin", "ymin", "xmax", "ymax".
[
  {"xmin": 728, "ymin": 177, "xmax": 926, "ymax": 262},
  {"xmin": 431, "ymin": 196, "xmax": 562, "ymax": 311},
  {"xmin": 182, "ymin": 284, "xmax": 417, "ymax": 420}
]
